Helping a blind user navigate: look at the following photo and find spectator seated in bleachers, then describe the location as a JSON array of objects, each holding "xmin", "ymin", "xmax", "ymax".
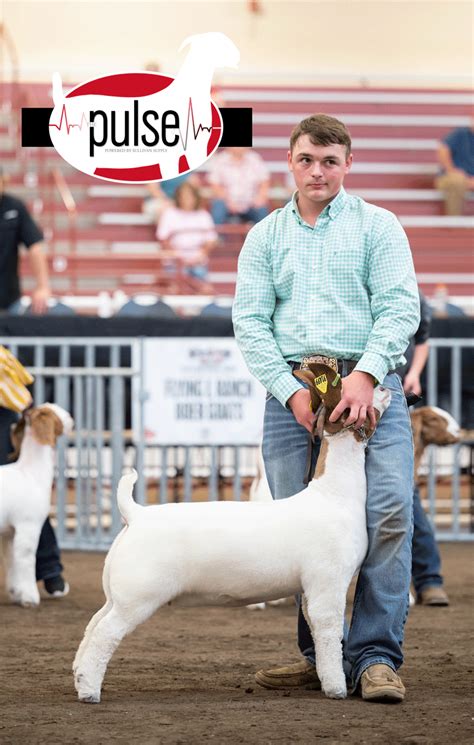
[
  {"xmin": 115, "ymin": 294, "xmax": 176, "ymax": 318},
  {"xmin": 207, "ymin": 147, "xmax": 270, "ymax": 225},
  {"xmin": 157, "ymin": 182, "xmax": 218, "ymax": 282},
  {"xmin": 142, "ymin": 173, "xmax": 200, "ymax": 224},
  {"xmin": 429, "ymin": 284, "xmax": 467, "ymax": 318},
  {"xmin": 435, "ymin": 119, "xmax": 474, "ymax": 215}
]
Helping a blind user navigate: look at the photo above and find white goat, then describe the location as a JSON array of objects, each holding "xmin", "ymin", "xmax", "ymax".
[
  {"xmin": 0, "ymin": 403, "xmax": 73, "ymax": 606},
  {"xmin": 73, "ymin": 364, "xmax": 391, "ymax": 704}
]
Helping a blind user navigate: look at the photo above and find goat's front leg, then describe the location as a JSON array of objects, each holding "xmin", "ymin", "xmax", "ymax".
[
  {"xmin": 304, "ymin": 579, "xmax": 348, "ymax": 699},
  {"xmin": 73, "ymin": 600, "xmax": 113, "ymax": 675},
  {"xmin": 74, "ymin": 603, "xmax": 157, "ymax": 703},
  {"xmin": 8, "ymin": 523, "xmax": 42, "ymax": 607}
]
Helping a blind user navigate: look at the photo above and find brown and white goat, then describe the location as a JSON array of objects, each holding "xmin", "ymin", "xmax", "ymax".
[{"xmin": 0, "ymin": 404, "xmax": 73, "ymax": 606}]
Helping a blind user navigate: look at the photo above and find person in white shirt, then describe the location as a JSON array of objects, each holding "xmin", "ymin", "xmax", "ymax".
[
  {"xmin": 157, "ymin": 182, "xmax": 218, "ymax": 281},
  {"xmin": 207, "ymin": 147, "xmax": 270, "ymax": 224}
]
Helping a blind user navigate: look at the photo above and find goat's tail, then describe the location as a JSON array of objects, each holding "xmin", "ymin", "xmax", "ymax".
[{"xmin": 117, "ymin": 469, "xmax": 141, "ymax": 523}]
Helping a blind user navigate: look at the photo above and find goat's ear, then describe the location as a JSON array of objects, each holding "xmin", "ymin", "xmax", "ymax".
[
  {"xmin": 9, "ymin": 415, "xmax": 27, "ymax": 461},
  {"xmin": 293, "ymin": 369, "xmax": 322, "ymax": 413},
  {"xmin": 304, "ymin": 363, "xmax": 342, "ymax": 412},
  {"xmin": 29, "ymin": 408, "xmax": 64, "ymax": 446}
]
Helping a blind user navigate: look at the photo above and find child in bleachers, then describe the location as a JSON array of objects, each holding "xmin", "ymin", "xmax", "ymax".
[{"xmin": 157, "ymin": 182, "xmax": 218, "ymax": 281}]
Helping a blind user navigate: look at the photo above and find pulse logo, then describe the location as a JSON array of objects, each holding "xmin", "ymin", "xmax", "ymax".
[{"xmin": 49, "ymin": 33, "xmax": 239, "ymax": 183}]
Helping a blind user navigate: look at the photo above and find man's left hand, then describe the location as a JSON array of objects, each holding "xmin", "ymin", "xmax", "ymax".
[
  {"xmin": 403, "ymin": 371, "xmax": 421, "ymax": 396},
  {"xmin": 30, "ymin": 286, "xmax": 51, "ymax": 314},
  {"xmin": 329, "ymin": 370, "xmax": 376, "ymax": 430}
]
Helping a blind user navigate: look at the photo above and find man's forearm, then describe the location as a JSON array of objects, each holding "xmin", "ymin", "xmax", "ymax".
[
  {"xmin": 409, "ymin": 342, "xmax": 429, "ymax": 376},
  {"xmin": 28, "ymin": 243, "xmax": 50, "ymax": 290}
]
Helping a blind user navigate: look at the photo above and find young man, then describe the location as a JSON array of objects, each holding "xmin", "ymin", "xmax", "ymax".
[{"xmin": 233, "ymin": 115, "xmax": 420, "ymax": 702}]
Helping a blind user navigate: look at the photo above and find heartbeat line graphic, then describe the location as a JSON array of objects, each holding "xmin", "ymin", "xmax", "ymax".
[
  {"xmin": 49, "ymin": 98, "xmax": 218, "ymax": 151},
  {"xmin": 49, "ymin": 104, "xmax": 88, "ymax": 133},
  {"xmin": 179, "ymin": 97, "xmax": 217, "ymax": 151}
]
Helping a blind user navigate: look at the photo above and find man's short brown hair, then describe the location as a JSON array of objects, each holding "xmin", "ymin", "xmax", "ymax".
[{"xmin": 290, "ymin": 114, "xmax": 352, "ymax": 158}]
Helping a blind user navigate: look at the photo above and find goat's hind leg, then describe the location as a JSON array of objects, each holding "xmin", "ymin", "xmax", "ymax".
[{"xmin": 304, "ymin": 579, "xmax": 348, "ymax": 699}]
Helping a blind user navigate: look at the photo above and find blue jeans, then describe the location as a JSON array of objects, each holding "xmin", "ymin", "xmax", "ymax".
[
  {"xmin": 412, "ymin": 486, "xmax": 443, "ymax": 593},
  {"xmin": 211, "ymin": 199, "xmax": 269, "ymax": 225},
  {"xmin": 0, "ymin": 407, "xmax": 63, "ymax": 581},
  {"xmin": 262, "ymin": 371, "xmax": 414, "ymax": 689}
]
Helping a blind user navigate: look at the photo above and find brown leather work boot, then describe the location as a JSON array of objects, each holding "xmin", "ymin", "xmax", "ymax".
[
  {"xmin": 360, "ymin": 664, "xmax": 405, "ymax": 702},
  {"xmin": 417, "ymin": 586, "xmax": 450, "ymax": 606},
  {"xmin": 255, "ymin": 659, "xmax": 321, "ymax": 690}
]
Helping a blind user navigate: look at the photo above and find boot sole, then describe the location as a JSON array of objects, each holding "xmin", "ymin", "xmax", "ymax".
[
  {"xmin": 255, "ymin": 671, "xmax": 321, "ymax": 690},
  {"xmin": 362, "ymin": 688, "xmax": 405, "ymax": 703}
]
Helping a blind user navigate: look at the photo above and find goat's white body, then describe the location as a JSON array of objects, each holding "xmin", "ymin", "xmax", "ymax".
[
  {"xmin": 0, "ymin": 404, "xmax": 73, "ymax": 606},
  {"xmin": 0, "ymin": 433, "xmax": 55, "ymax": 606},
  {"xmin": 74, "ymin": 430, "xmax": 370, "ymax": 703}
]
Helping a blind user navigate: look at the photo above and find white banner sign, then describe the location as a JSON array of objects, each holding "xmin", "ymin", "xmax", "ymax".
[{"xmin": 139, "ymin": 338, "xmax": 266, "ymax": 445}]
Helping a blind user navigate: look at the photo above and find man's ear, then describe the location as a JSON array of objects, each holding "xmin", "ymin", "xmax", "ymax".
[
  {"xmin": 344, "ymin": 152, "xmax": 353, "ymax": 175},
  {"xmin": 287, "ymin": 149, "xmax": 293, "ymax": 173}
]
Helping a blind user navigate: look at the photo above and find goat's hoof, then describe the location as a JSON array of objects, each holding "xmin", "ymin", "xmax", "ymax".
[
  {"xmin": 324, "ymin": 685, "xmax": 347, "ymax": 699},
  {"xmin": 78, "ymin": 693, "xmax": 101, "ymax": 704},
  {"xmin": 14, "ymin": 595, "xmax": 40, "ymax": 608}
]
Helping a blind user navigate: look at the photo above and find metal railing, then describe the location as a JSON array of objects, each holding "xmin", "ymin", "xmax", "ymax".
[{"xmin": 4, "ymin": 337, "xmax": 146, "ymax": 549}]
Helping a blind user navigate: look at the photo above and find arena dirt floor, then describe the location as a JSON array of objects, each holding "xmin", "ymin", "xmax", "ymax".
[{"xmin": 1, "ymin": 543, "xmax": 473, "ymax": 745}]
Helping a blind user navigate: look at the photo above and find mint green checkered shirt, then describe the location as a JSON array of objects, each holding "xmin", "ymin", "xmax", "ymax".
[{"xmin": 232, "ymin": 187, "xmax": 420, "ymax": 407}]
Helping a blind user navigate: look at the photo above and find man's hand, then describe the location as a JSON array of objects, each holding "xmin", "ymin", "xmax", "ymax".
[
  {"xmin": 403, "ymin": 370, "xmax": 421, "ymax": 396},
  {"xmin": 288, "ymin": 388, "xmax": 315, "ymax": 433},
  {"xmin": 329, "ymin": 371, "xmax": 376, "ymax": 430},
  {"xmin": 30, "ymin": 286, "xmax": 51, "ymax": 314}
]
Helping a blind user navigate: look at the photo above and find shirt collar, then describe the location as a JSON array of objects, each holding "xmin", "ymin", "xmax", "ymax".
[{"xmin": 291, "ymin": 186, "xmax": 347, "ymax": 224}]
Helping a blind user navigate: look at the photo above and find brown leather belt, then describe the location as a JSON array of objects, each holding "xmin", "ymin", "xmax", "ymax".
[{"xmin": 289, "ymin": 356, "xmax": 358, "ymax": 376}]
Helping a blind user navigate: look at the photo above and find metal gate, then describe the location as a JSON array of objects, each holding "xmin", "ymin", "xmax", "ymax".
[{"xmin": 4, "ymin": 337, "xmax": 146, "ymax": 549}]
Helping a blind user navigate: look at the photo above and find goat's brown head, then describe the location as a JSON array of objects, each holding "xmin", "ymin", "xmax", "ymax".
[
  {"xmin": 410, "ymin": 406, "xmax": 460, "ymax": 448},
  {"xmin": 9, "ymin": 403, "xmax": 73, "ymax": 460},
  {"xmin": 410, "ymin": 406, "xmax": 460, "ymax": 481},
  {"xmin": 294, "ymin": 363, "xmax": 391, "ymax": 440}
]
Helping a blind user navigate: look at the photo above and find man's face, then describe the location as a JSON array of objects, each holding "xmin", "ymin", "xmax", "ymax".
[{"xmin": 287, "ymin": 135, "xmax": 352, "ymax": 207}]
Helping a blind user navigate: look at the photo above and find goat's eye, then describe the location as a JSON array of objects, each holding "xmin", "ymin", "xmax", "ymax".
[{"xmin": 379, "ymin": 387, "xmax": 385, "ymax": 391}]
